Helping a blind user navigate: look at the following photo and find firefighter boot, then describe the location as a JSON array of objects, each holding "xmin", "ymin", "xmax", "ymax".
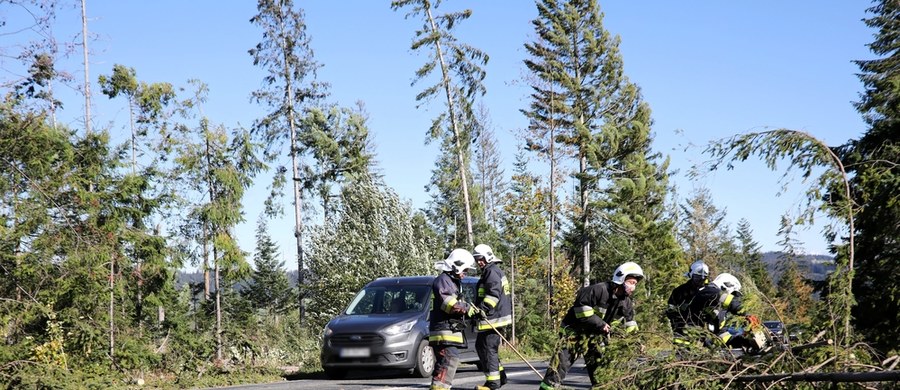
[
  {"xmin": 473, "ymin": 381, "xmax": 500, "ymax": 390},
  {"xmin": 499, "ymin": 368, "xmax": 507, "ymax": 386}
]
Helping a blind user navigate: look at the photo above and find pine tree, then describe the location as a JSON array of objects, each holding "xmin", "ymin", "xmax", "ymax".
[
  {"xmin": 593, "ymin": 102, "xmax": 681, "ymax": 297},
  {"xmin": 391, "ymin": 0, "xmax": 489, "ymax": 247},
  {"xmin": 244, "ymin": 216, "xmax": 293, "ymax": 321},
  {"xmin": 524, "ymin": 0, "xmax": 641, "ymax": 285},
  {"xmin": 98, "ymin": 64, "xmax": 175, "ymax": 333},
  {"xmin": 297, "ymin": 103, "xmax": 375, "ymax": 220},
  {"xmin": 735, "ymin": 218, "xmax": 774, "ymax": 297},
  {"xmin": 677, "ymin": 187, "xmax": 732, "ymax": 272},
  {"xmin": 520, "ymin": 58, "xmax": 566, "ymax": 304},
  {"xmin": 472, "ymin": 106, "xmax": 505, "ymax": 234},
  {"xmin": 250, "ymin": 0, "xmax": 326, "ymax": 323},
  {"xmin": 843, "ymin": 0, "xmax": 900, "ymax": 353},
  {"xmin": 499, "ymin": 151, "xmax": 558, "ymax": 348},
  {"xmin": 170, "ymin": 82, "xmax": 263, "ymax": 362}
]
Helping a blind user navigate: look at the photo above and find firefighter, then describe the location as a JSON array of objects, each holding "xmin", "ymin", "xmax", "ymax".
[
  {"xmin": 666, "ymin": 260, "xmax": 709, "ymax": 347},
  {"xmin": 539, "ymin": 262, "xmax": 644, "ymax": 390},
  {"xmin": 429, "ymin": 248, "xmax": 478, "ymax": 390},
  {"xmin": 472, "ymin": 244, "xmax": 512, "ymax": 390},
  {"xmin": 688, "ymin": 272, "xmax": 748, "ymax": 347}
]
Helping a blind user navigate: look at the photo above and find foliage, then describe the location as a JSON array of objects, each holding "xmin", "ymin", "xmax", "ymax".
[
  {"xmin": 703, "ymin": 129, "xmax": 856, "ymax": 351},
  {"xmin": 392, "ymin": 0, "xmax": 489, "ymax": 247},
  {"xmin": 242, "ymin": 216, "xmax": 294, "ymax": 318},
  {"xmin": 525, "ymin": 0, "xmax": 646, "ymax": 286},
  {"xmin": 735, "ymin": 219, "xmax": 774, "ymax": 298},
  {"xmin": 249, "ymin": 0, "xmax": 327, "ymax": 324},
  {"xmin": 305, "ymin": 176, "xmax": 434, "ymax": 331},
  {"xmin": 677, "ymin": 187, "xmax": 733, "ymax": 272},
  {"xmin": 297, "ymin": 103, "xmax": 375, "ymax": 220},
  {"xmin": 843, "ymin": 0, "xmax": 900, "ymax": 354}
]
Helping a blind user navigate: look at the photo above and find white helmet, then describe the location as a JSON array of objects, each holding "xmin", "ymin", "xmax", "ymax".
[
  {"xmin": 712, "ymin": 273, "xmax": 742, "ymax": 295},
  {"xmin": 612, "ymin": 262, "xmax": 644, "ymax": 285},
  {"xmin": 434, "ymin": 248, "xmax": 476, "ymax": 274},
  {"xmin": 473, "ymin": 244, "xmax": 500, "ymax": 263},
  {"xmin": 685, "ymin": 260, "xmax": 710, "ymax": 278}
]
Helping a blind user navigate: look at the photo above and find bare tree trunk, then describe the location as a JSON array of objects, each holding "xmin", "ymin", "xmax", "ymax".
[
  {"xmin": 80, "ymin": 0, "xmax": 92, "ymax": 136},
  {"xmin": 203, "ymin": 223, "xmax": 210, "ymax": 301},
  {"xmin": 510, "ymin": 249, "xmax": 516, "ymax": 345},
  {"xmin": 214, "ymin": 250, "xmax": 222, "ymax": 362},
  {"xmin": 548, "ymin": 92, "xmax": 556, "ymax": 311},
  {"xmin": 580, "ymin": 152, "xmax": 590, "ymax": 287},
  {"xmin": 48, "ymin": 81, "xmax": 57, "ymax": 129},
  {"xmin": 280, "ymin": 26, "xmax": 306, "ymax": 325},
  {"xmin": 425, "ymin": 7, "xmax": 474, "ymax": 247},
  {"xmin": 205, "ymin": 133, "xmax": 223, "ymax": 362},
  {"xmin": 109, "ymin": 252, "xmax": 115, "ymax": 365}
]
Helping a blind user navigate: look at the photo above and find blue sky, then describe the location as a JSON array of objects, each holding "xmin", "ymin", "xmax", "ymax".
[{"xmin": 3, "ymin": 1, "xmax": 874, "ymax": 265}]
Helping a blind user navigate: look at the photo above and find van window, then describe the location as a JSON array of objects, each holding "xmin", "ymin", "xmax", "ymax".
[
  {"xmin": 346, "ymin": 285, "xmax": 432, "ymax": 315},
  {"xmin": 461, "ymin": 281, "xmax": 476, "ymax": 304}
]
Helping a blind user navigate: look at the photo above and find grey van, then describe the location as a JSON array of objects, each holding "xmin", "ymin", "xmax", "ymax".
[{"xmin": 320, "ymin": 276, "xmax": 480, "ymax": 379}]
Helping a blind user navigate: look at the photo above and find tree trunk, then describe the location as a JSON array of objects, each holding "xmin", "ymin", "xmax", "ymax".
[
  {"xmin": 426, "ymin": 6, "xmax": 474, "ymax": 247},
  {"xmin": 214, "ymin": 250, "xmax": 222, "ymax": 362},
  {"xmin": 280, "ymin": 21, "xmax": 306, "ymax": 324},
  {"xmin": 510, "ymin": 250, "xmax": 516, "ymax": 345},
  {"xmin": 109, "ymin": 252, "xmax": 115, "ymax": 366},
  {"xmin": 80, "ymin": 0, "xmax": 92, "ymax": 136},
  {"xmin": 548, "ymin": 92, "xmax": 556, "ymax": 311},
  {"xmin": 580, "ymin": 151, "xmax": 590, "ymax": 287}
]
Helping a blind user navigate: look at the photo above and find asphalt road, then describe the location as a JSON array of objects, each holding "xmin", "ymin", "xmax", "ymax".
[{"xmin": 211, "ymin": 360, "xmax": 592, "ymax": 390}]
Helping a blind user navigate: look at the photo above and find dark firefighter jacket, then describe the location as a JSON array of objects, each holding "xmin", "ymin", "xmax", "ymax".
[
  {"xmin": 667, "ymin": 280, "xmax": 703, "ymax": 333},
  {"xmin": 687, "ymin": 282, "xmax": 745, "ymax": 333},
  {"xmin": 429, "ymin": 272, "xmax": 472, "ymax": 347},
  {"xmin": 474, "ymin": 262, "xmax": 512, "ymax": 331},
  {"xmin": 561, "ymin": 282, "xmax": 637, "ymax": 335}
]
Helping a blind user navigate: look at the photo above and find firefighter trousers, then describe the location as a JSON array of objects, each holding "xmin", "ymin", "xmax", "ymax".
[
  {"xmin": 431, "ymin": 345, "xmax": 460, "ymax": 390},
  {"xmin": 475, "ymin": 331, "xmax": 504, "ymax": 388},
  {"xmin": 539, "ymin": 332, "xmax": 603, "ymax": 389}
]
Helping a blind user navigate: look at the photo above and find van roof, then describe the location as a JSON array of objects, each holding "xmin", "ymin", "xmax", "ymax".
[{"xmin": 367, "ymin": 275, "xmax": 477, "ymax": 287}]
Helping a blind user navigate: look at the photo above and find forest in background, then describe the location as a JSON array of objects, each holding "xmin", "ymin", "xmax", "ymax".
[{"xmin": 2, "ymin": 0, "xmax": 899, "ymax": 388}]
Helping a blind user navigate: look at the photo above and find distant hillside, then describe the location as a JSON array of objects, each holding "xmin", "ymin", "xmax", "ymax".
[{"xmin": 761, "ymin": 251, "xmax": 835, "ymax": 283}]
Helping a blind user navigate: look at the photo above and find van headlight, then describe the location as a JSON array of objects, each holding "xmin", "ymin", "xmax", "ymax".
[
  {"xmin": 322, "ymin": 324, "xmax": 333, "ymax": 337},
  {"xmin": 383, "ymin": 319, "xmax": 416, "ymax": 336}
]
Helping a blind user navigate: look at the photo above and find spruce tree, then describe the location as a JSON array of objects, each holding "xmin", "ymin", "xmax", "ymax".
[
  {"xmin": 736, "ymin": 218, "xmax": 774, "ymax": 297},
  {"xmin": 472, "ymin": 110, "xmax": 505, "ymax": 234},
  {"xmin": 249, "ymin": 0, "xmax": 325, "ymax": 322},
  {"xmin": 844, "ymin": 0, "xmax": 900, "ymax": 353},
  {"xmin": 391, "ymin": 0, "xmax": 489, "ymax": 247},
  {"xmin": 593, "ymin": 102, "xmax": 681, "ymax": 296},
  {"xmin": 677, "ymin": 187, "xmax": 732, "ymax": 272},
  {"xmin": 245, "ymin": 216, "xmax": 293, "ymax": 320},
  {"xmin": 524, "ymin": 0, "xmax": 641, "ymax": 285}
]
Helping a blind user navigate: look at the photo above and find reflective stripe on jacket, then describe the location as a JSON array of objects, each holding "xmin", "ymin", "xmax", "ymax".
[
  {"xmin": 688, "ymin": 282, "xmax": 744, "ymax": 333},
  {"xmin": 475, "ymin": 262, "xmax": 513, "ymax": 331},
  {"xmin": 429, "ymin": 272, "xmax": 470, "ymax": 346},
  {"xmin": 561, "ymin": 281, "xmax": 637, "ymax": 334}
]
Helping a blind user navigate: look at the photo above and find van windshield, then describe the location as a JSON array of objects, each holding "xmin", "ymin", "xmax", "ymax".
[{"xmin": 345, "ymin": 285, "xmax": 432, "ymax": 315}]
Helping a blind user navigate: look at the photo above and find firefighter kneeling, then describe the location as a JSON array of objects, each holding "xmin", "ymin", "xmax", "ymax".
[{"xmin": 687, "ymin": 273, "xmax": 769, "ymax": 353}]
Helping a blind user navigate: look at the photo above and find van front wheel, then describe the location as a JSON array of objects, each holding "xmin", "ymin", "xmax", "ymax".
[{"xmin": 411, "ymin": 340, "xmax": 435, "ymax": 378}]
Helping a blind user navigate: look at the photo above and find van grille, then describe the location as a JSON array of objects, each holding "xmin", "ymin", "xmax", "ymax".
[{"xmin": 330, "ymin": 333, "xmax": 384, "ymax": 346}]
